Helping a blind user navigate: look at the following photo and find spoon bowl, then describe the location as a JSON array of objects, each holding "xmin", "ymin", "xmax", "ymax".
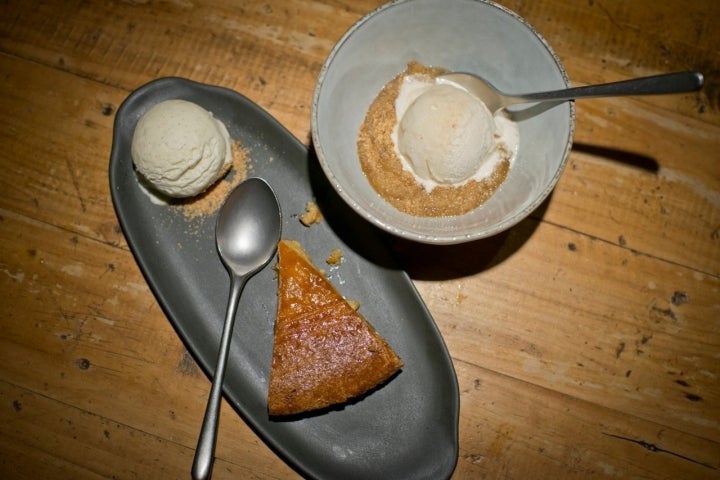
[
  {"xmin": 216, "ymin": 179, "xmax": 282, "ymax": 274},
  {"xmin": 439, "ymin": 70, "xmax": 704, "ymax": 114},
  {"xmin": 192, "ymin": 177, "xmax": 281, "ymax": 480}
]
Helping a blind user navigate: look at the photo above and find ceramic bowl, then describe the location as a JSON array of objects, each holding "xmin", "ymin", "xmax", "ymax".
[{"xmin": 311, "ymin": 0, "xmax": 575, "ymax": 244}]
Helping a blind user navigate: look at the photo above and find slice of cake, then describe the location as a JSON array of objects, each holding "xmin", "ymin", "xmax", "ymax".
[{"xmin": 267, "ymin": 240, "xmax": 403, "ymax": 416}]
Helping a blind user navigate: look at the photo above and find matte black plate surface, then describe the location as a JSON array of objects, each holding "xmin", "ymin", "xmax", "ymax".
[{"xmin": 109, "ymin": 77, "xmax": 458, "ymax": 479}]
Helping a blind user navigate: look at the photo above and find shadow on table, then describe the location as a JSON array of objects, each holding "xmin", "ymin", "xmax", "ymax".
[
  {"xmin": 387, "ymin": 207, "xmax": 546, "ymax": 281},
  {"xmin": 572, "ymin": 142, "xmax": 660, "ymax": 173},
  {"xmin": 305, "ymin": 144, "xmax": 548, "ymax": 281}
]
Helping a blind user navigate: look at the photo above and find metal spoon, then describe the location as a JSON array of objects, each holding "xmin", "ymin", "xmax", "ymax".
[
  {"xmin": 191, "ymin": 177, "xmax": 281, "ymax": 480},
  {"xmin": 438, "ymin": 71, "xmax": 704, "ymax": 113}
]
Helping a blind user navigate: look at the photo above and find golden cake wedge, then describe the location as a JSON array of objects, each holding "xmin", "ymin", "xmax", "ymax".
[{"xmin": 268, "ymin": 240, "xmax": 403, "ymax": 416}]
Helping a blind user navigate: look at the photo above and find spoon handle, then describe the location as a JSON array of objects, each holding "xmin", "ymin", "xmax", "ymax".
[
  {"xmin": 192, "ymin": 274, "xmax": 247, "ymax": 480},
  {"xmin": 513, "ymin": 71, "xmax": 704, "ymax": 104}
]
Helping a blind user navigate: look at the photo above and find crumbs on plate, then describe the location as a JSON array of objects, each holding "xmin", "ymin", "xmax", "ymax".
[
  {"xmin": 299, "ymin": 201, "xmax": 323, "ymax": 226},
  {"xmin": 326, "ymin": 248, "xmax": 344, "ymax": 265}
]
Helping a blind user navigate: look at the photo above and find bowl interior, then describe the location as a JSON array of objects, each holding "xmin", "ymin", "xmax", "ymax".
[{"xmin": 312, "ymin": 0, "xmax": 574, "ymax": 244}]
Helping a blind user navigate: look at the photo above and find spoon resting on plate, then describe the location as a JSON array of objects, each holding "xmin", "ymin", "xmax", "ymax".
[
  {"xmin": 438, "ymin": 70, "xmax": 704, "ymax": 113},
  {"xmin": 191, "ymin": 177, "xmax": 282, "ymax": 480}
]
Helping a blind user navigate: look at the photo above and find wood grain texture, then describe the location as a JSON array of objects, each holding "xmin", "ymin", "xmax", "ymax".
[{"xmin": 1, "ymin": 0, "xmax": 718, "ymax": 479}]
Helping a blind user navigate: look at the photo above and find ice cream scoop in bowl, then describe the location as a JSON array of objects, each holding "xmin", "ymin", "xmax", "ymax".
[{"xmin": 439, "ymin": 70, "xmax": 704, "ymax": 114}]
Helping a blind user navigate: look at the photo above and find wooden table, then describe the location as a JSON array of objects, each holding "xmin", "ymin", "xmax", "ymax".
[{"xmin": 1, "ymin": 1, "xmax": 718, "ymax": 478}]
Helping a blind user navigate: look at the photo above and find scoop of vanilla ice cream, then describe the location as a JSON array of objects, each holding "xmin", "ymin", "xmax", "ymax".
[
  {"xmin": 397, "ymin": 83, "xmax": 495, "ymax": 185},
  {"xmin": 131, "ymin": 99, "xmax": 232, "ymax": 198}
]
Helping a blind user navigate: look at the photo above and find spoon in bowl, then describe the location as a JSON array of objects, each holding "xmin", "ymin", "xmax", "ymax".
[
  {"xmin": 438, "ymin": 70, "xmax": 704, "ymax": 114},
  {"xmin": 191, "ymin": 177, "xmax": 282, "ymax": 480}
]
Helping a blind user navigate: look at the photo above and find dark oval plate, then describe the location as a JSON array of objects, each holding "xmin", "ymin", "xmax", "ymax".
[{"xmin": 109, "ymin": 77, "xmax": 459, "ymax": 480}]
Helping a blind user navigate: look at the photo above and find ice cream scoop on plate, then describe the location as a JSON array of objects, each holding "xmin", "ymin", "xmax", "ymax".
[{"xmin": 131, "ymin": 99, "xmax": 233, "ymax": 198}]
